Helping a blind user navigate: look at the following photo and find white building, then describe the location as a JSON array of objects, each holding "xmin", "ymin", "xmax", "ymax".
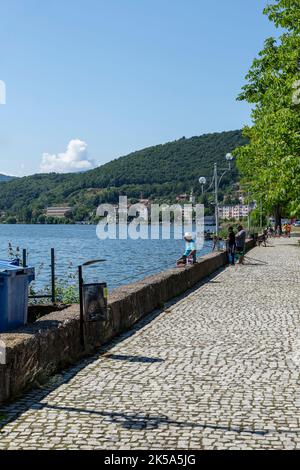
[
  {"xmin": 218, "ymin": 204, "xmax": 254, "ymax": 220},
  {"xmin": 46, "ymin": 206, "xmax": 73, "ymax": 218}
]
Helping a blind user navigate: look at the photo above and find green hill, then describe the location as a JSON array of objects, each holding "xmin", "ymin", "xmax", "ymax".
[
  {"xmin": 0, "ymin": 130, "xmax": 247, "ymax": 223},
  {"xmin": 0, "ymin": 174, "xmax": 15, "ymax": 183}
]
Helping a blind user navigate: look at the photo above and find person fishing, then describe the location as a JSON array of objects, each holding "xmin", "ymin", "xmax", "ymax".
[{"xmin": 177, "ymin": 232, "xmax": 197, "ymax": 266}]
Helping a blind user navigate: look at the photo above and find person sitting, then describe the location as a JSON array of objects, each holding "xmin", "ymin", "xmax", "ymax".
[
  {"xmin": 177, "ymin": 232, "xmax": 197, "ymax": 266},
  {"xmin": 257, "ymin": 229, "xmax": 268, "ymax": 247}
]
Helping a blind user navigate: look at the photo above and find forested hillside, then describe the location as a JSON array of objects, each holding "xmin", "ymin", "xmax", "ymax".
[
  {"xmin": 0, "ymin": 174, "xmax": 15, "ymax": 183},
  {"xmin": 0, "ymin": 130, "xmax": 247, "ymax": 223}
]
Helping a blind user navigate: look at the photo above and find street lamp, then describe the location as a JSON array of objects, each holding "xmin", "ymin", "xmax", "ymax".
[
  {"xmin": 198, "ymin": 177, "xmax": 207, "ymax": 194},
  {"xmin": 226, "ymin": 153, "xmax": 234, "ymax": 168},
  {"xmin": 239, "ymin": 182, "xmax": 255, "ymax": 235},
  {"xmin": 199, "ymin": 153, "xmax": 234, "ymax": 250}
]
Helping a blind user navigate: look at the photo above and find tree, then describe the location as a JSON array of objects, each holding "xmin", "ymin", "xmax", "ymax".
[
  {"xmin": 38, "ymin": 215, "xmax": 46, "ymax": 224},
  {"xmin": 6, "ymin": 217, "xmax": 17, "ymax": 224},
  {"xmin": 235, "ymin": 0, "xmax": 300, "ymax": 229}
]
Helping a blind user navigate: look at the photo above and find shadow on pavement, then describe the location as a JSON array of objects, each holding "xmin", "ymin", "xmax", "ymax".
[
  {"xmin": 244, "ymin": 256, "xmax": 268, "ymax": 266},
  {"xmin": 33, "ymin": 402, "xmax": 269, "ymax": 437},
  {"xmin": 103, "ymin": 353, "xmax": 164, "ymax": 363}
]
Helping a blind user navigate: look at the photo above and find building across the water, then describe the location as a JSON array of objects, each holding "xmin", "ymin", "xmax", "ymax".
[
  {"xmin": 45, "ymin": 206, "xmax": 73, "ymax": 218},
  {"xmin": 218, "ymin": 204, "xmax": 255, "ymax": 220}
]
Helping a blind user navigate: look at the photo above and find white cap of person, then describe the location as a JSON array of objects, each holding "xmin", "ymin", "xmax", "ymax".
[{"xmin": 184, "ymin": 232, "xmax": 193, "ymax": 241}]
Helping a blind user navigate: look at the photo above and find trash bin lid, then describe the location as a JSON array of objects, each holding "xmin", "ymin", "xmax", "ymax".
[
  {"xmin": 0, "ymin": 260, "xmax": 22, "ymax": 271},
  {"xmin": 0, "ymin": 260, "xmax": 35, "ymax": 279}
]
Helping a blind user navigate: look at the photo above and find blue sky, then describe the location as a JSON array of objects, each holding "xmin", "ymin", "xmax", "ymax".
[{"xmin": 0, "ymin": 0, "xmax": 278, "ymax": 176}]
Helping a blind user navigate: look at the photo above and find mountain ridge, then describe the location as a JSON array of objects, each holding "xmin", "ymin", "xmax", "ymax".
[
  {"xmin": 0, "ymin": 130, "xmax": 248, "ymax": 223},
  {"xmin": 0, "ymin": 174, "xmax": 16, "ymax": 182}
]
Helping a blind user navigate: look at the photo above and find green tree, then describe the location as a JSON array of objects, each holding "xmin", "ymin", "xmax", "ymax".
[
  {"xmin": 235, "ymin": 0, "xmax": 300, "ymax": 228},
  {"xmin": 37, "ymin": 215, "xmax": 46, "ymax": 224},
  {"xmin": 6, "ymin": 217, "xmax": 17, "ymax": 224}
]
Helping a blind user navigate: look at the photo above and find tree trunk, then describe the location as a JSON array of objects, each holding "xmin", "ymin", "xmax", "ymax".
[{"xmin": 274, "ymin": 204, "xmax": 282, "ymax": 234}]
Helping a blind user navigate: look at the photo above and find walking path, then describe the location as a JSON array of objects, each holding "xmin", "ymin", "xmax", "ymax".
[{"xmin": 0, "ymin": 237, "xmax": 300, "ymax": 450}]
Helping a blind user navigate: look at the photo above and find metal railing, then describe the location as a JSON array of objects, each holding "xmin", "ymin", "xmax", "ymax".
[{"xmin": 23, "ymin": 248, "xmax": 56, "ymax": 303}]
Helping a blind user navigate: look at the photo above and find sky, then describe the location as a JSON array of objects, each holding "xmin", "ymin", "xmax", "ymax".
[{"xmin": 0, "ymin": 0, "xmax": 279, "ymax": 176}]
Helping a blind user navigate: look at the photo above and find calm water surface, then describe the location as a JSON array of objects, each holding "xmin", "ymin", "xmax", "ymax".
[{"xmin": 0, "ymin": 225, "xmax": 213, "ymax": 291}]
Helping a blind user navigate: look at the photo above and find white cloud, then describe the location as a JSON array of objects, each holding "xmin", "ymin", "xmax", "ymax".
[{"xmin": 40, "ymin": 139, "xmax": 96, "ymax": 173}]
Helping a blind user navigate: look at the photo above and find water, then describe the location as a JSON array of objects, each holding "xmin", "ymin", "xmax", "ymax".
[{"xmin": 0, "ymin": 225, "xmax": 213, "ymax": 291}]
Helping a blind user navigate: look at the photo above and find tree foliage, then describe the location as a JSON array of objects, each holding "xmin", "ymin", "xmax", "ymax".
[{"xmin": 235, "ymin": 0, "xmax": 300, "ymax": 222}]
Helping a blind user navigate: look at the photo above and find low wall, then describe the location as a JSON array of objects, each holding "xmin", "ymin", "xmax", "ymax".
[{"xmin": 0, "ymin": 240, "xmax": 254, "ymax": 405}]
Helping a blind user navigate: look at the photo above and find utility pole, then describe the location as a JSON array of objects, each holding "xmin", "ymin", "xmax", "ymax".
[
  {"xmin": 214, "ymin": 163, "xmax": 219, "ymax": 248},
  {"xmin": 247, "ymin": 189, "xmax": 251, "ymax": 234},
  {"xmin": 260, "ymin": 199, "xmax": 263, "ymax": 231},
  {"xmin": 199, "ymin": 153, "xmax": 233, "ymax": 251}
]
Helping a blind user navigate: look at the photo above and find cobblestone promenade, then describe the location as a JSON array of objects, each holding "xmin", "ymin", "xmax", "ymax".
[{"xmin": 0, "ymin": 237, "xmax": 300, "ymax": 449}]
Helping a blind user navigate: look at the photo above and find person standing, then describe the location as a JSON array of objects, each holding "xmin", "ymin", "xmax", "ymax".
[
  {"xmin": 236, "ymin": 225, "xmax": 246, "ymax": 264},
  {"xmin": 275, "ymin": 225, "xmax": 281, "ymax": 237},
  {"xmin": 227, "ymin": 226, "xmax": 236, "ymax": 265}
]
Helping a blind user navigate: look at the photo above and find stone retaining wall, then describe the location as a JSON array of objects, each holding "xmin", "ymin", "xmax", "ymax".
[{"xmin": 0, "ymin": 241, "xmax": 254, "ymax": 404}]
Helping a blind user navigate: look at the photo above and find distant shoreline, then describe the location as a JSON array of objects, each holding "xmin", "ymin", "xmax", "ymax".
[{"xmin": 0, "ymin": 222, "xmax": 217, "ymax": 228}]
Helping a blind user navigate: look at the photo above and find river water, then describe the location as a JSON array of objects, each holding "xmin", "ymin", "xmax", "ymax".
[{"xmin": 0, "ymin": 224, "xmax": 214, "ymax": 291}]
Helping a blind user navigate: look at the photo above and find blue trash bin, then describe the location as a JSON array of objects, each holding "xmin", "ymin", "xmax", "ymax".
[{"xmin": 0, "ymin": 260, "xmax": 35, "ymax": 332}]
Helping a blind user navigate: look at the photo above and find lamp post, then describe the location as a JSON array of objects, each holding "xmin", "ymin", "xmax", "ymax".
[
  {"xmin": 239, "ymin": 182, "xmax": 254, "ymax": 236},
  {"xmin": 248, "ymin": 189, "xmax": 251, "ymax": 233},
  {"xmin": 199, "ymin": 153, "xmax": 234, "ymax": 250},
  {"xmin": 199, "ymin": 177, "xmax": 207, "ymax": 195}
]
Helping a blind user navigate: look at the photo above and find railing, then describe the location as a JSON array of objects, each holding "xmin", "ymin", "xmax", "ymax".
[{"xmin": 23, "ymin": 248, "xmax": 56, "ymax": 303}]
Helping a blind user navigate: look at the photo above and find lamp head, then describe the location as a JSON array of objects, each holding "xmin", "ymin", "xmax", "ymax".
[{"xmin": 225, "ymin": 153, "xmax": 234, "ymax": 162}]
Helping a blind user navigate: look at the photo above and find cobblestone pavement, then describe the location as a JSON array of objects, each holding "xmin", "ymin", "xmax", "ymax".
[{"xmin": 0, "ymin": 237, "xmax": 300, "ymax": 450}]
